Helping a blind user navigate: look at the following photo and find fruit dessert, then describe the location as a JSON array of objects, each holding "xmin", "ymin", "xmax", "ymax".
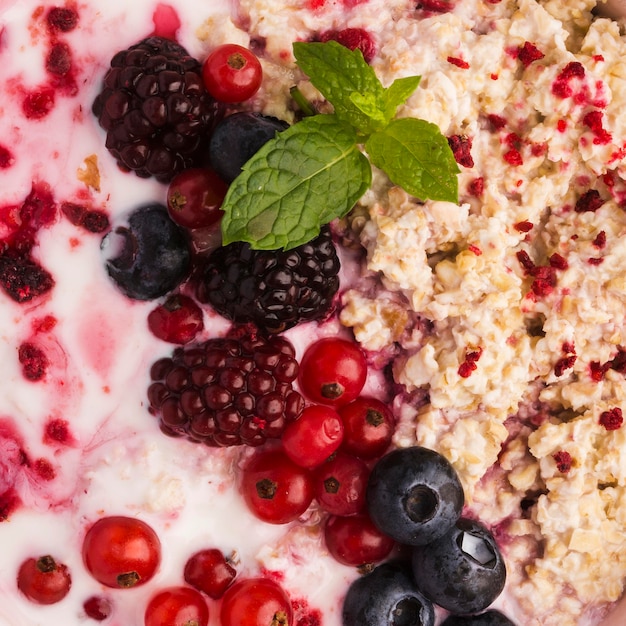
[{"xmin": 3, "ymin": 0, "xmax": 626, "ymax": 625}]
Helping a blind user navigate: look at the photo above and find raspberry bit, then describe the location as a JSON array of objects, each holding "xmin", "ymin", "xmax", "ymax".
[
  {"xmin": 517, "ymin": 42, "xmax": 544, "ymax": 68},
  {"xmin": 46, "ymin": 7, "xmax": 79, "ymax": 33},
  {"xmin": 0, "ymin": 145, "xmax": 15, "ymax": 169},
  {"xmin": 583, "ymin": 110, "xmax": 612, "ymax": 145},
  {"xmin": 514, "ymin": 221, "xmax": 533, "ymax": 233},
  {"xmin": 553, "ymin": 450, "xmax": 573, "ymax": 474},
  {"xmin": 0, "ymin": 256, "xmax": 54, "ymax": 303},
  {"xmin": 554, "ymin": 355, "xmax": 576, "ymax": 377},
  {"xmin": 592, "ymin": 230, "xmax": 607, "ymax": 249},
  {"xmin": 448, "ymin": 134, "xmax": 474, "ymax": 167},
  {"xmin": 18, "ymin": 343, "xmax": 48, "ymax": 382},
  {"xmin": 487, "ymin": 114, "xmax": 507, "ymax": 131},
  {"xmin": 552, "ymin": 61, "xmax": 585, "ymax": 99},
  {"xmin": 468, "ymin": 177, "xmax": 484, "ymax": 197},
  {"xmin": 599, "ymin": 407, "xmax": 623, "ymax": 431},
  {"xmin": 447, "ymin": 56, "xmax": 470, "ymax": 69},
  {"xmin": 61, "ymin": 202, "xmax": 110, "ymax": 233},
  {"xmin": 416, "ymin": 0, "xmax": 455, "ymax": 13},
  {"xmin": 458, "ymin": 347, "xmax": 483, "ymax": 378}
]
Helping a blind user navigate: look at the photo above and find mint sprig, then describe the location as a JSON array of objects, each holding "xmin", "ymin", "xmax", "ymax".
[{"xmin": 221, "ymin": 41, "xmax": 459, "ymax": 251}]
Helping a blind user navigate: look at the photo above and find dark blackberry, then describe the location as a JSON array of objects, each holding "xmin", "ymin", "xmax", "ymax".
[
  {"xmin": 147, "ymin": 328, "xmax": 305, "ymax": 447},
  {"xmin": 92, "ymin": 36, "xmax": 222, "ymax": 183},
  {"xmin": 195, "ymin": 228, "xmax": 340, "ymax": 334}
]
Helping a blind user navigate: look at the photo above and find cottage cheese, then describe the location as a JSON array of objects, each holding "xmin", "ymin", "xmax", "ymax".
[{"xmin": 2, "ymin": 0, "xmax": 626, "ymax": 625}]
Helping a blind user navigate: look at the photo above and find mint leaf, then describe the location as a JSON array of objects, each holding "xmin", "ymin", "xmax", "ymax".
[
  {"xmin": 383, "ymin": 76, "xmax": 421, "ymax": 122},
  {"xmin": 350, "ymin": 92, "xmax": 387, "ymax": 129},
  {"xmin": 366, "ymin": 118, "xmax": 460, "ymax": 203},
  {"xmin": 293, "ymin": 41, "xmax": 385, "ymax": 135},
  {"xmin": 221, "ymin": 115, "xmax": 371, "ymax": 250}
]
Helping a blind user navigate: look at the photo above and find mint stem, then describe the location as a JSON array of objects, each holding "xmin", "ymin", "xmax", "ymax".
[{"xmin": 290, "ymin": 86, "xmax": 317, "ymax": 117}]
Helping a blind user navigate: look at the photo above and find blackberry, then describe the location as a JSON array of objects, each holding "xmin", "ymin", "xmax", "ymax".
[
  {"xmin": 92, "ymin": 36, "xmax": 222, "ymax": 183},
  {"xmin": 195, "ymin": 228, "xmax": 340, "ymax": 334},
  {"xmin": 147, "ymin": 328, "xmax": 305, "ymax": 447}
]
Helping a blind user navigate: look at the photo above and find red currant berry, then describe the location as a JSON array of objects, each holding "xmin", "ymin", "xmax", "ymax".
[
  {"xmin": 167, "ymin": 168, "xmax": 227, "ymax": 230},
  {"xmin": 240, "ymin": 447, "xmax": 314, "ymax": 524},
  {"xmin": 83, "ymin": 595, "xmax": 113, "ymax": 621},
  {"xmin": 338, "ymin": 396, "xmax": 395, "ymax": 459},
  {"xmin": 82, "ymin": 516, "xmax": 161, "ymax": 589},
  {"xmin": 281, "ymin": 404, "xmax": 343, "ymax": 468},
  {"xmin": 145, "ymin": 586, "xmax": 209, "ymax": 626},
  {"xmin": 220, "ymin": 578, "xmax": 292, "ymax": 626},
  {"xmin": 324, "ymin": 513, "xmax": 395, "ymax": 567},
  {"xmin": 202, "ymin": 44, "xmax": 263, "ymax": 103},
  {"xmin": 299, "ymin": 338, "xmax": 367, "ymax": 407},
  {"xmin": 184, "ymin": 548, "xmax": 237, "ymax": 599},
  {"xmin": 17, "ymin": 555, "xmax": 71, "ymax": 605},
  {"xmin": 147, "ymin": 294, "xmax": 204, "ymax": 344},
  {"xmin": 314, "ymin": 452, "xmax": 369, "ymax": 516}
]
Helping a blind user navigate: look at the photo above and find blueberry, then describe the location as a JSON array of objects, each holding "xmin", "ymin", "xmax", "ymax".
[
  {"xmin": 366, "ymin": 446, "xmax": 464, "ymax": 546},
  {"xmin": 342, "ymin": 561, "xmax": 435, "ymax": 626},
  {"xmin": 412, "ymin": 517, "xmax": 506, "ymax": 615},
  {"xmin": 102, "ymin": 203, "xmax": 190, "ymax": 300},
  {"xmin": 208, "ymin": 111, "xmax": 289, "ymax": 182},
  {"xmin": 440, "ymin": 609, "xmax": 516, "ymax": 626}
]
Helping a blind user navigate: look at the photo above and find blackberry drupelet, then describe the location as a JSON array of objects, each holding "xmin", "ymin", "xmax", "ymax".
[
  {"xmin": 147, "ymin": 328, "xmax": 305, "ymax": 447},
  {"xmin": 195, "ymin": 227, "xmax": 340, "ymax": 334},
  {"xmin": 92, "ymin": 36, "xmax": 222, "ymax": 182}
]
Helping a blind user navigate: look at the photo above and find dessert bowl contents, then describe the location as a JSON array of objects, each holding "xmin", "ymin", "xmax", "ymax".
[{"xmin": 3, "ymin": 1, "xmax": 626, "ymax": 625}]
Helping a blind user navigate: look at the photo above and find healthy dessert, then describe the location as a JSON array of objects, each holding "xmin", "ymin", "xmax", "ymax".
[{"xmin": 3, "ymin": 0, "xmax": 626, "ymax": 625}]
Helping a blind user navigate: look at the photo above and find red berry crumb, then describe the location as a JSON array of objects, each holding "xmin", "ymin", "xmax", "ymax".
[
  {"xmin": 548, "ymin": 253, "xmax": 568, "ymax": 270},
  {"xmin": 447, "ymin": 56, "xmax": 469, "ymax": 69},
  {"xmin": 575, "ymin": 189, "xmax": 605, "ymax": 213},
  {"xmin": 83, "ymin": 595, "xmax": 112, "ymax": 621},
  {"xmin": 18, "ymin": 342, "xmax": 48, "ymax": 381},
  {"xmin": 22, "ymin": 87, "xmax": 55, "ymax": 120},
  {"xmin": 0, "ymin": 487, "xmax": 21, "ymax": 521},
  {"xmin": 599, "ymin": 407, "xmax": 623, "ymax": 431},
  {"xmin": 458, "ymin": 347, "xmax": 483, "ymax": 378},
  {"xmin": 61, "ymin": 202, "xmax": 110, "ymax": 233},
  {"xmin": 0, "ymin": 144, "xmax": 15, "ymax": 169},
  {"xmin": 319, "ymin": 28, "xmax": 376, "ymax": 63},
  {"xmin": 468, "ymin": 177, "xmax": 484, "ymax": 197},
  {"xmin": 416, "ymin": 0, "xmax": 455, "ymax": 12},
  {"xmin": 46, "ymin": 6, "xmax": 79, "ymax": 32},
  {"xmin": 448, "ymin": 134, "xmax": 474, "ymax": 167},
  {"xmin": 515, "ymin": 221, "xmax": 533, "ymax": 233},
  {"xmin": 44, "ymin": 419, "xmax": 74, "ymax": 446},
  {"xmin": 487, "ymin": 114, "xmax": 507, "ymax": 131},
  {"xmin": 554, "ymin": 355, "xmax": 576, "ymax": 377},
  {"xmin": 592, "ymin": 230, "xmax": 607, "ymax": 249},
  {"xmin": 583, "ymin": 110, "xmax": 612, "ymax": 145},
  {"xmin": 503, "ymin": 149, "xmax": 523, "ymax": 166},
  {"xmin": 552, "ymin": 61, "xmax": 585, "ymax": 99},
  {"xmin": 518, "ymin": 42, "xmax": 544, "ymax": 67},
  {"xmin": 553, "ymin": 450, "xmax": 573, "ymax": 473}
]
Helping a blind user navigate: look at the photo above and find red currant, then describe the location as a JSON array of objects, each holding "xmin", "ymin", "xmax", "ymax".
[
  {"xmin": 220, "ymin": 578, "xmax": 292, "ymax": 626},
  {"xmin": 298, "ymin": 338, "xmax": 367, "ymax": 407},
  {"xmin": 145, "ymin": 586, "xmax": 209, "ymax": 626},
  {"xmin": 83, "ymin": 595, "xmax": 113, "ymax": 621},
  {"xmin": 281, "ymin": 404, "xmax": 344, "ymax": 468},
  {"xmin": 338, "ymin": 396, "xmax": 395, "ymax": 459},
  {"xmin": 17, "ymin": 555, "xmax": 71, "ymax": 605},
  {"xmin": 147, "ymin": 294, "xmax": 204, "ymax": 344},
  {"xmin": 202, "ymin": 44, "xmax": 263, "ymax": 103},
  {"xmin": 313, "ymin": 452, "xmax": 369, "ymax": 516},
  {"xmin": 184, "ymin": 548, "xmax": 237, "ymax": 599},
  {"xmin": 240, "ymin": 447, "xmax": 314, "ymax": 524},
  {"xmin": 166, "ymin": 168, "xmax": 227, "ymax": 230},
  {"xmin": 324, "ymin": 513, "xmax": 395, "ymax": 566},
  {"xmin": 82, "ymin": 516, "xmax": 161, "ymax": 589}
]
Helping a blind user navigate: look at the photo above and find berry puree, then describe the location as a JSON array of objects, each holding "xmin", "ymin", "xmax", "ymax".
[{"xmin": 2, "ymin": 0, "xmax": 626, "ymax": 626}]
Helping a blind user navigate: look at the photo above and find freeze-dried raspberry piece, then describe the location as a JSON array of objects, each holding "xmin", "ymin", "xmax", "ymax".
[
  {"xmin": 553, "ymin": 450, "xmax": 572, "ymax": 473},
  {"xmin": 517, "ymin": 42, "xmax": 544, "ymax": 67},
  {"xmin": 448, "ymin": 134, "xmax": 474, "ymax": 167},
  {"xmin": 0, "ymin": 255, "xmax": 54, "ymax": 303},
  {"xmin": 574, "ymin": 190, "xmax": 605, "ymax": 213},
  {"xmin": 599, "ymin": 408, "xmax": 623, "ymax": 431}
]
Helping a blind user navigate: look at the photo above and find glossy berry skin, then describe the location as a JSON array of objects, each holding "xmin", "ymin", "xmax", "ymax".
[
  {"xmin": 342, "ymin": 561, "xmax": 435, "ymax": 626},
  {"xmin": 319, "ymin": 28, "xmax": 377, "ymax": 64},
  {"xmin": 17, "ymin": 555, "xmax": 71, "ymax": 605},
  {"xmin": 440, "ymin": 610, "xmax": 516, "ymax": 626},
  {"xmin": 202, "ymin": 44, "xmax": 263, "ymax": 103},
  {"xmin": 314, "ymin": 452, "xmax": 369, "ymax": 516},
  {"xmin": 282, "ymin": 404, "xmax": 344, "ymax": 468},
  {"xmin": 166, "ymin": 168, "xmax": 227, "ymax": 230},
  {"xmin": 240, "ymin": 447, "xmax": 314, "ymax": 524},
  {"xmin": 145, "ymin": 586, "xmax": 209, "ymax": 626},
  {"xmin": 324, "ymin": 513, "xmax": 395, "ymax": 567},
  {"xmin": 412, "ymin": 518, "xmax": 506, "ymax": 615},
  {"xmin": 82, "ymin": 516, "xmax": 161, "ymax": 589},
  {"xmin": 220, "ymin": 577, "xmax": 293, "ymax": 626},
  {"xmin": 208, "ymin": 112, "xmax": 289, "ymax": 183},
  {"xmin": 147, "ymin": 294, "xmax": 204, "ymax": 344},
  {"xmin": 102, "ymin": 204, "xmax": 190, "ymax": 301},
  {"xmin": 299, "ymin": 338, "xmax": 367, "ymax": 407},
  {"xmin": 366, "ymin": 446, "xmax": 464, "ymax": 546},
  {"xmin": 184, "ymin": 548, "xmax": 237, "ymax": 599},
  {"xmin": 339, "ymin": 397, "xmax": 395, "ymax": 459}
]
